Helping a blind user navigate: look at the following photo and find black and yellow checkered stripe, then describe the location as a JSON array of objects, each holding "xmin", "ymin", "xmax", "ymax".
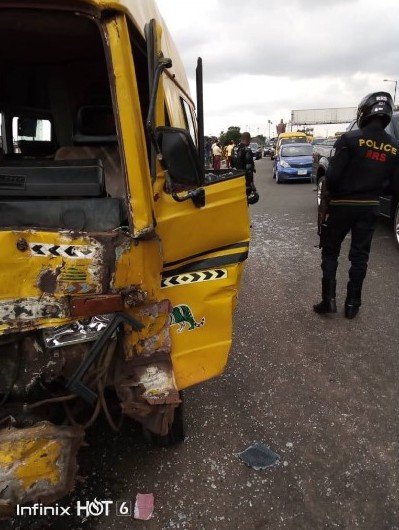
[{"xmin": 162, "ymin": 269, "xmax": 227, "ymax": 288}]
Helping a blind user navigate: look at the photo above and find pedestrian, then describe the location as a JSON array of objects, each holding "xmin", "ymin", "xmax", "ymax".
[
  {"xmin": 205, "ymin": 138, "xmax": 212, "ymax": 168},
  {"xmin": 225, "ymin": 140, "xmax": 235, "ymax": 168},
  {"xmin": 233, "ymin": 132, "xmax": 259, "ymax": 204},
  {"xmin": 210, "ymin": 138, "xmax": 217, "ymax": 167},
  {"xmin": 314, "ymin": 91, "xmax": 399, "ymax": 319},
  {"xmin": 212, "ymin": 141, "xmax": 222, "ymax": 170}
]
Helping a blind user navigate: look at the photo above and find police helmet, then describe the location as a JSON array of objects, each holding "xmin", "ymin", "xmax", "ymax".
[{"xmin": 356, "ymin": 91, "xmax": 394, "ymax": 128}]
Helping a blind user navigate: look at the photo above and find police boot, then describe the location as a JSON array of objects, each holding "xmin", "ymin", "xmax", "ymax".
[
  {"xmin": 247, "ymin": 184, "xmax": 259, "ymax": 205},
  {"xmin": 313, "ymin": 278, "xmax": 337, "ymax": 314},
  {"xmin": 345, "ymin": 281, "xmax": 362, "ymax": 319}
]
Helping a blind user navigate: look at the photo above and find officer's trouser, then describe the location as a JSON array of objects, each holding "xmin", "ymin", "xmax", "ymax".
[
  {"xmin": 320, "ymin": 205, "xmax": 379, "ymax": 290},
  {"xmin": 245, "ymin": 172, "xmax": 255, "ymax": 191}
]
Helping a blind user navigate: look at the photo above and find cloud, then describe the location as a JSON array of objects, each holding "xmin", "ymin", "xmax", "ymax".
[
  {"xmin": 167, "ymin": 1, "xmax": 399, "ymax": 80},
  {"xmin": 156, "ymin": 0, "xmax": 399, "ymax": 135}
]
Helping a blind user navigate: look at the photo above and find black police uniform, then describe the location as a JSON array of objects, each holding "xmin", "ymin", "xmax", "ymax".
[
  {"xmin": 317, "ymin": 120, "xmax": 399, "ymax": 317},
  {"xmin": 235, "ymin": 143, "xmax": 259, "ymax": 204}
]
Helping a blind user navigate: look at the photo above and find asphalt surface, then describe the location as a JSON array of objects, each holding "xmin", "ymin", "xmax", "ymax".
[{"xmin": 11, "ymin": 158, "xmax": 399, "ymax": 530}]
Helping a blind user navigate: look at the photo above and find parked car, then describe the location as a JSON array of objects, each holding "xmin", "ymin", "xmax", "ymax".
[
  {"xmin": 311, "ymin": 138, "xmax": 336, "ymax": 195},
  {"xmin": 263, "ymin": 143, "xmax": 275, "ymax": 157},
  {"xmin": 312, "ymin": 137, "xmax": 328, "ymax": 146},
  {"xmin": 249, "ymin": 142, "xmax": 262, "ymax": 159},
  {"xmin": 313, "ymin": 112, "xmax": 399, "ymax": 246},
  {"xmin": 273, "ymin": 143, "xmax": 314, "ymax": 183}
]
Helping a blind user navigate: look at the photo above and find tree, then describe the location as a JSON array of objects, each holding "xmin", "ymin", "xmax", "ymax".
[
  {"xmin": 251, "ymin": 134, "xmax": 266, "ymax": 145},
  {"xmin": 220, "ymin": 126, "xmax": 241, "ymax": 146}
]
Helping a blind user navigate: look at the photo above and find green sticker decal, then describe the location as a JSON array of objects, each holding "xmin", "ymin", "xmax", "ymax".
[{"xmin": 170, "ymin": 304, "xmax": 205, "ymax": 333}]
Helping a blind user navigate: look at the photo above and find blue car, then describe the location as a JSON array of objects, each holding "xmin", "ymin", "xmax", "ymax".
[{"xmin": 273, "ymin": 143, "xmax": 313, "ymax": 183}]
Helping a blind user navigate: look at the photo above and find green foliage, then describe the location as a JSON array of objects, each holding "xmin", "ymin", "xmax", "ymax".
[
  {"xmin": 251, "ymin": 134, "xmax": 266, "ymax": 145},
  {"xmin": 219, "ymin": 126, "xmax": 241, "ymax": 146}
]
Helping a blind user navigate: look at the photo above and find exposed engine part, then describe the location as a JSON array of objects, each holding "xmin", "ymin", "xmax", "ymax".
[
  {"xmin": 63, "ymin": 336, "xmax": 121, "ymax": 431},
  {"xmin": 65, "ymin": 312, "xmax": 143, "ymax": 404},
  {"xmin": 0, "ymin": 336, "xmax": 69, "ymax": 399}
]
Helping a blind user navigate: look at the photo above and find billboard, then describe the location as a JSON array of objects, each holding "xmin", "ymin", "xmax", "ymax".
[{"xmin": 291, "ymin": 107, "xmax": 357, "ymax": 125}]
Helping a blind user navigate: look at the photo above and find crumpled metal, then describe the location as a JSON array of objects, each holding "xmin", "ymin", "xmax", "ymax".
[
  {"xmin": 0, "ymin": 421, "xmax": 84, "ymax": 510},
  {"xmin": 42, "ymin": 314, "xmax": 113, "ymax": 349}
]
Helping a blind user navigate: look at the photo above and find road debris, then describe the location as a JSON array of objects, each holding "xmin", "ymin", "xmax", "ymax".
[
  {"xmin": 134, "ymin": 493, "xmax": 154, "ymax": 520},
  {"xmin": 238, "ymin": 443, "xmax": 280, "ymax": 470}
]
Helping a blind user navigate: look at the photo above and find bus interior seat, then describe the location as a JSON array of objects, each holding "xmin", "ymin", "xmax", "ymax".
[
  {"xmin": 55, "ymin": 105, "xmax": 124, "ymax": 198},
  {"xmin": 0, "ymin": 107, "xmax": 127, "ymax": 231},
  {"xmin": 18, "ymin": 140, "xmax": 55, "ymax": 157}
]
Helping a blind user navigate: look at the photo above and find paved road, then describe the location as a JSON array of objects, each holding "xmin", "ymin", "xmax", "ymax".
[{"xmin": 12, "ymin": 158, "xmax": 399, "ymax": 530}]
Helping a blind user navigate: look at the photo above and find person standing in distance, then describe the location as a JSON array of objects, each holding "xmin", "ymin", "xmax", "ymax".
[
  {"xmin": 212, "ymin": 141, "xmax": 222, "ymax": 170},
  {"xmin": 225, "ymin": 140, "xmax": 235, "ymax": 168},
  {"xmin": 314, "ymin": 91, "xmax": 398, "ymax": 319},
  {"xmin": 233, "ymin": 132, "xmax": 259, "ymax": 204}
]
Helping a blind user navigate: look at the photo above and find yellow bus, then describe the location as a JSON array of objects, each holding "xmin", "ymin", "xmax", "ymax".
[
  {"xmin": 0, "ymin": 0, "xmax": 250, "ymax": 510},
  {"xmin": 275, "ymin": 131, "xmax": 308, "ymax": 157}
]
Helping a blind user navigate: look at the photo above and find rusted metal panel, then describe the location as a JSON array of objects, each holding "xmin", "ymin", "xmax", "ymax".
[
  {"xmin": 0, "ymin": 296, "xmax": 69, "ymax": 323},
  {"xmin": 69, "ymin": 294, "xmax": 124, "ymax": 318}
]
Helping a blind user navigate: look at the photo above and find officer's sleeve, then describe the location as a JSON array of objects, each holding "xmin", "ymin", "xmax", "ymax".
[
  {"xmin": 326, "ymin": 135, "xmax": 350, "ymax": 194},
  {"xmin": 245, "ymin": 148, "xmax": 254, "ymax": 169}
]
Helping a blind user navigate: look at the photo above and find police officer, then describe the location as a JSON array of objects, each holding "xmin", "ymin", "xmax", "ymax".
[
  {"xmin": 234, "ymin": 132, "xmax": 259, "ymax": 204},
  {"xmin": 314, "ymin": 91, "xmax": 398, "ymax": 318}
]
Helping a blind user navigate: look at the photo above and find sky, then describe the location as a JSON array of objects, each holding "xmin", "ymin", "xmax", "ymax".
[{"xmin": 156, "ymin": 0, "xmax": 399, "ymax": 138}]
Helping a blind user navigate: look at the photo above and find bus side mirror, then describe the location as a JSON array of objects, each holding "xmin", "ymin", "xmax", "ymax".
[{"xmin": 156, "ymin": 127, "xmax": 203, "ymax": 187}]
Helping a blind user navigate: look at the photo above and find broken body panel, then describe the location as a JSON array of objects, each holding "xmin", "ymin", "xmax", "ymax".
[{"xmin": 0, "ymin": 0, "xmax": 250, "ymax": 510}]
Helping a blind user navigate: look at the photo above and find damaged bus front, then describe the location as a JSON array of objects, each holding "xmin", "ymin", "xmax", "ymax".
[{"xmin": 0, "ymin": 0, "xmax": 250, "ymax": 512}]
